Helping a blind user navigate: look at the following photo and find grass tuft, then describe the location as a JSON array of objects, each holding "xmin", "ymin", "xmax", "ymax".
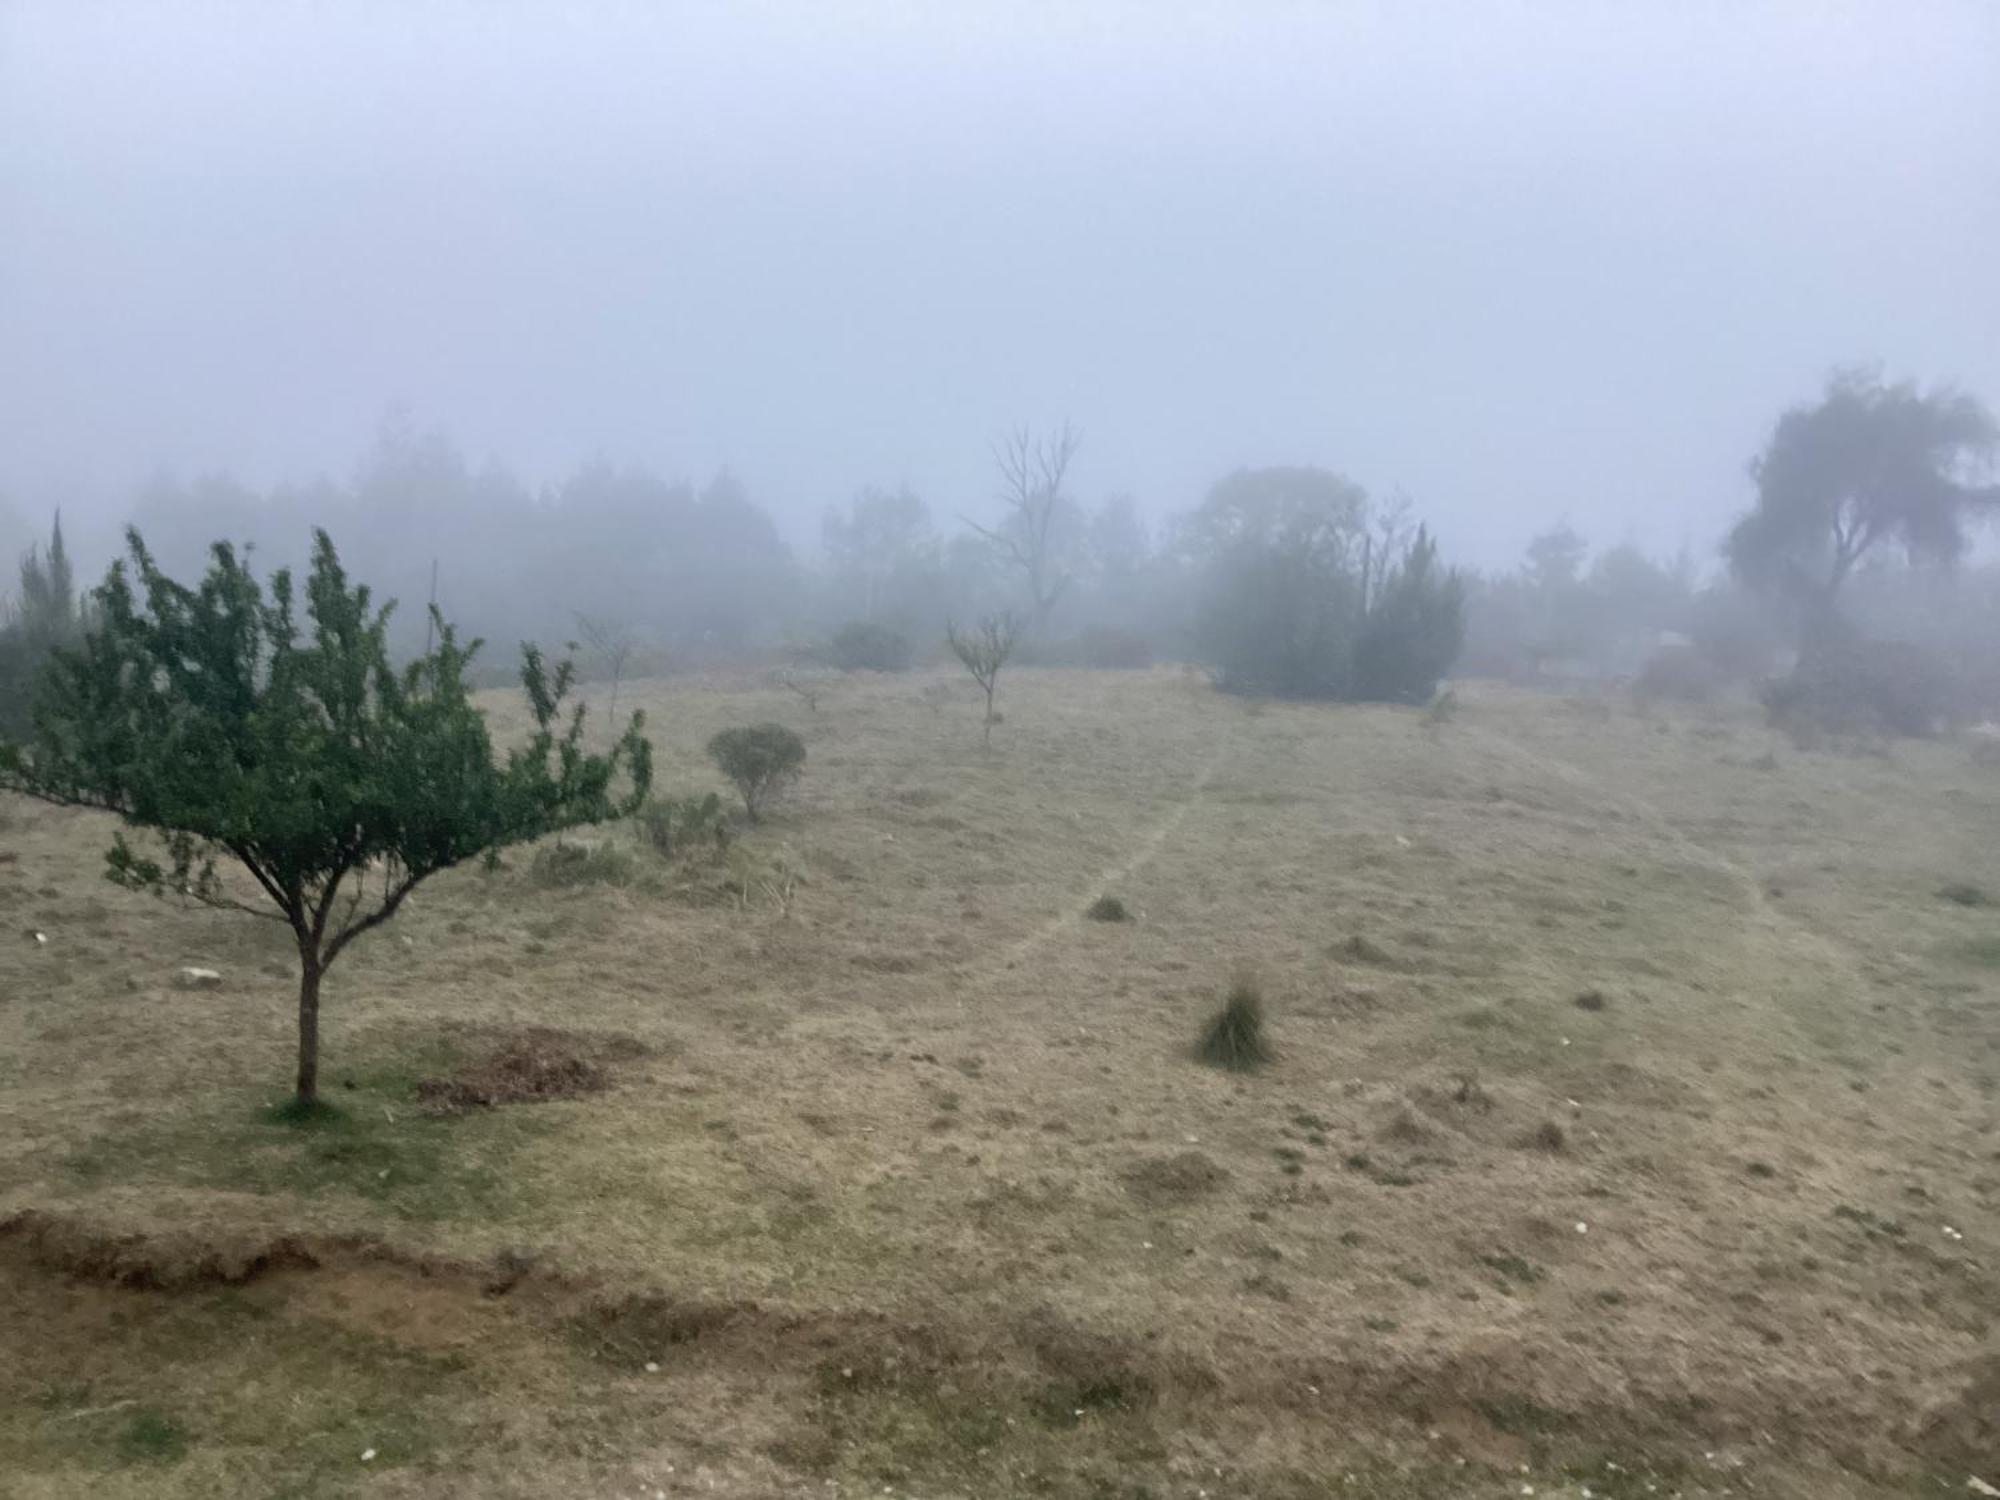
[
  {"xmin": 114, "ymin": 1409, "xmax": 189, "ymax": 1465},
  {"xmin": 1937, "ymin": 881, "xmax": 1988, "ymax": 907},
  {"xmin": 1085, "ymin": 894, "xmax": 1132, "ymax": 922},
  {"xmin": 1196, "ymin": 978, "xmax": 1271, "ymax": 1071}
]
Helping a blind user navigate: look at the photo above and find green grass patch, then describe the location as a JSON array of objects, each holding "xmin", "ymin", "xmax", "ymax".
[
  {"xmin": 61, "ymin": 1038, "xmax": 542, "ymax": 1223},
  {"xmin": 114, "ymin": 1409, "xmax": 190, "ymax": 1464}
]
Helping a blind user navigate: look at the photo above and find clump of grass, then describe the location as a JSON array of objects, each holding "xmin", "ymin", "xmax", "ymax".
[
  {"xmin": 1573, "ymin": 988, "xmax": 1608, "ymax": 1011},
  {"xmin": 1937, "ymin": 882, "xmax": 1988, "ymax": 907},
  {"xmin": 1085, "ymin": 894, "xmax": 1131, "ymax": 922},
  {"xmin": 1195, "ymin": 978, "xmax": 1271, "ymax": 1071}
]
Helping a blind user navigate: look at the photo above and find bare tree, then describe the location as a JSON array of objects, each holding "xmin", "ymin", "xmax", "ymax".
[
  {"xmin": 946, "ymin": 612, "xmax": 1020, "ymax": 746},
  {"xmin": 574, "ymin": 612, "xmax": 638, "ymax": 737},
  {"xmin": 966, "ymin": 421, "xmax": 1080, "ymax": 634}
]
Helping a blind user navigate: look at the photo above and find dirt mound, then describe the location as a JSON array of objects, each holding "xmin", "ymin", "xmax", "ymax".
[
  {"xmin": 0, "ymin": 1209, "xmax": 351, "ymax": 1289},
  {"xmin": 415, "ymin": 1026, "xmax": 642, "ymax": 1114}
]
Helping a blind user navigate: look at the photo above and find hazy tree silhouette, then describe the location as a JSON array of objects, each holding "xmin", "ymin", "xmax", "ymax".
[{"xmin": 1727, "ymin": 369, "xmax": 1999, "ymax": 646}]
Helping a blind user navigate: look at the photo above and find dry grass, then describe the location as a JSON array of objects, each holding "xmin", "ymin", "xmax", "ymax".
[{"xmin": 1, "ymin": 669, "xmax": 1997, "ymax": 1497}]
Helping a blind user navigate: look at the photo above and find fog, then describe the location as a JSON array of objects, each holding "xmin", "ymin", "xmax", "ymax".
[{"xmin": 4, "ymin": 1, "xmax": 1996, "ymax": 581}]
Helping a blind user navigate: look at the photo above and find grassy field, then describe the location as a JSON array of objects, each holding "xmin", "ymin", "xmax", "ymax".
[{"xmin": 1, "ymin": 668, "xmax": 1995, "ymax": 1498}]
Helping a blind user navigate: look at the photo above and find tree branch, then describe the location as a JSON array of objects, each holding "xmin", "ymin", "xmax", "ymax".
[{"xmin": 322, "ymin": 869, "xmax": 432, "ymax": 968}]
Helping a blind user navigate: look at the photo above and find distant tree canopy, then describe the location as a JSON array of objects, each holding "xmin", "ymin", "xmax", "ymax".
[
  {"xmin": 0, "ymin": 515, "xmax": 83, "ymax": 741},
  {"xmin": 1191, "ymin": 467, "xmax": 1464, "ymax": 702},
  {"xmin": 0, "ymin": 530, "xmax": 652, "ymax": 1108},
  {"xmin": 129, "ymin": 422, "xmax": 798, "ymax": 662},
  {"xmin": 1727, "ymin": 370, "xmax": 1999, "ymax": 638}
]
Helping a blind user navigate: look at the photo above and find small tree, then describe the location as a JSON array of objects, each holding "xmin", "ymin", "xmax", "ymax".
[
  {"xmin": 573, "ymin": 611, "xmax": 639, "ymax": 736},
  {"xmin": 707, "ymin": 723, "xmax": 806, "ymax": 822},
  {"xmin": 946, "ymin": 611, "xmax": 1019, "ymax": 745},
  {"xmin": 0, "ymin": 530, "xmax": 652, "ymax": 1108}
]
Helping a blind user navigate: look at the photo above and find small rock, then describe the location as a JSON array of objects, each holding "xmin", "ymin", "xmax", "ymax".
[
  {"xmin": 173, "ymin": 966, "xmax": 224, "ymax": 991},
  {"xmin": 361, "ymin": 1448, "xmax": 376, "ymax": 1462}
]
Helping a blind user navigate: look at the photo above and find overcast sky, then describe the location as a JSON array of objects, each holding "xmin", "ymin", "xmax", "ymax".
[{"xmin": 2, "ymin": 1, "xmax": 1995, "ymax": 568}]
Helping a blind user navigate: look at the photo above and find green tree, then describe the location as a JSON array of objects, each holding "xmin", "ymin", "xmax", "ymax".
[
  {"xmin": 1726, "ymin": 370, "xmax": 1999, "ymax": 643},
  {"xmin": 0, "ymin": 530, "xmax": 652, "ymax": 1107},
  {"xmin": 1190, "ymin": 467, "xmax": 1463, "ymax": 702},
  {"xmin": 0, "ymin": 514, "xmax": 82, "ymax": 740},
  {"xmin": 1352, "ymin": 526, "xmax": 1467, "ymax": 703}
]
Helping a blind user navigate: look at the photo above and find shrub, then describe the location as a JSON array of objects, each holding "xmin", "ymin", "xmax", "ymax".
[
  {"xmin": 1939, "ymin": 882, "xmax": 1988, "ymax": 907},
  {"xmin": 829, "ymin": 620, "xmax": 912, "ymax": 672},
  {"xmin": 1633, "ymin": 645, "xmax": 1726, "ymax": 704},
  {"xmin": 638, "ymin": 792, "xmax": 729, "ymax": 859},
  {"xmin": 1195, "ymin": 978, "xmax": 1271, "ymax": 1071},
  {"xmin": 1763, "ymin": 637, "xmax": 1958, "ymax": 738},
  {"xmin": 1198, "ymin": 502, "xmax": 1464, "ymax": 704},
  {"xmin": 1086, "ymin": 894, "xmax": 1131, "ymax": 922},
  {"xmin": 707, "ymin": 723, "xmax": 806, "ymax": 821}
]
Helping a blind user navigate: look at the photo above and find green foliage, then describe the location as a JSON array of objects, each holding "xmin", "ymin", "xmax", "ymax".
[
  {"xmin": 1191, "ymin": 469, "xmax": 1464, "ymax": 702},
  {"xmin": 829, "ymin": 620, "xmax": 913, "ymax": 672},
  {"xmin": 0, "ymin": 515, "xmax": 82, "ymax": 742},
  {"xmin": 0, "ymin": 529, "xmax": 652, "ymax": 1103},
  {"xmin": 707, "ymin": 722, "xmax": 806, "ymax": 821},
  {"xmin": 638, "ymin": 791, "xmax": 730, "ymax": 859},
  {"xmin": 1195, "ymin": 978, "xmax": 1271, "ymax": 1071},
  {"xmin": 1352, "ymin": 528, "xmax": 1466, "ymax": 703}
]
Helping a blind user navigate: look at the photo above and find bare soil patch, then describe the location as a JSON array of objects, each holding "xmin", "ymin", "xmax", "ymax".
[{"xmin": 413, "ymin": 1025, "xmax": 645, "ymax": 1114}]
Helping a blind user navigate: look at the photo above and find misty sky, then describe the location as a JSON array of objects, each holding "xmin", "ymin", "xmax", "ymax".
[{"xmin": 3, "ymin": 2, "xmax": 1996, "ymax": 570}]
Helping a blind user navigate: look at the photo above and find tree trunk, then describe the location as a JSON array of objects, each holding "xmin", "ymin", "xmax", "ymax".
[{"xmin": 295, "ymin": 951, "xmax": 323, "ymax": 1106}]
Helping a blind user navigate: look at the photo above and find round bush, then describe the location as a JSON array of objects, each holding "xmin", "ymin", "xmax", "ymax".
[{"xmin": 707, "ymin": 723, "xmax": 807, "ymax": 822}]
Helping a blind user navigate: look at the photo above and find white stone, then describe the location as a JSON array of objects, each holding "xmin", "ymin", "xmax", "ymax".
[{"xmin": 173, "ymin": 967, "xmax": 223, "ymax": 991}]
